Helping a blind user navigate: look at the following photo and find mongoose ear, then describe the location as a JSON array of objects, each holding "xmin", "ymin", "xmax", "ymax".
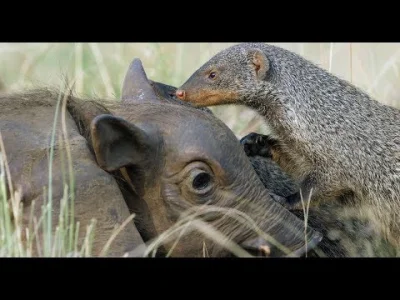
[
  {"xmin": 90, "ymin": 114, "xmax": 155, "ymax": 172},
  {"xmin": 148, "ymin": 80, "xmax": 178, "ymax": 100},
  {"xmin": 248, "ymin": 49, "xmax": 269, "ymax": 80}
]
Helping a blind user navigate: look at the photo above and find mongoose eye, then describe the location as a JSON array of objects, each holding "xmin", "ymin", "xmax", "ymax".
[{"xmin": 208, "ymin": 72, "xmax": 217, "ymax": 79}]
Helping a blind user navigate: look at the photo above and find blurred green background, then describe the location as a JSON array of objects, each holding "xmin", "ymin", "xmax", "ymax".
[{"xmin": 1, "ymin": 43, "xmax": 399, "ymax": 138}]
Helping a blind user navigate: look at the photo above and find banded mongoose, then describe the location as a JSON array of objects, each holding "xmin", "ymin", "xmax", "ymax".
[
  {"xmin": 152, "ymin": 79, "xmax": 396, "ymax": 257},
  {"xmin": 175, "ymin": 42, "xmax": 400, "ymax": 247}
]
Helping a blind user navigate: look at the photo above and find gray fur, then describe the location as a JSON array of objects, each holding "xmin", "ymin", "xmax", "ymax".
[
  {"xmin": 248, "ymin": 154, "xmax": 398, "ymax": 257},
  {"xmin": 179, "ymin": 43, "xmax": 400, "ymax": 247}
]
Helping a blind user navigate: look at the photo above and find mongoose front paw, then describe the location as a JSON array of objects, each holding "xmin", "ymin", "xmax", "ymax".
[{"xmin": 240, "ymin": 132, "xmax": 277, "ymax": 158}]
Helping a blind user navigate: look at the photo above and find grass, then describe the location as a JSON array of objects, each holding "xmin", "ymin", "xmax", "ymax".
[
  {"xmin": 0, "ymin": 83, "xmax": 139, "ymax": 257},
  {"xmin": 0, "ymin": 85, "xmax": 96, "ymax": 257},
  {"xmin": 0, "ymin": 43, "xmax": 400, "ymax": 257}
]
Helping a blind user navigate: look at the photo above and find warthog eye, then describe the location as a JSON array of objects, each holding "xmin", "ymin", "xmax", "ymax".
[
  {"xmin": 192, "ymin": 172, "xmax": 211, "ymax": 190},
  {"xmin": 185, "ymin": 168, "xmax": 214, "ymax": 196},
  {"xmin": 180, "ymin": 163, "xmax": 215, "ymax": 198}
]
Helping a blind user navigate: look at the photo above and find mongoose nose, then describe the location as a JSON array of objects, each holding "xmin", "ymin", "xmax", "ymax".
[{"xmin": 176, "ymin": 89, "xmax": 186, "ymax": 100}]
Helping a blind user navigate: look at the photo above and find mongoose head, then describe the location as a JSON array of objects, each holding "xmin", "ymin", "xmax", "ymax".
[
  {"xmin": 149, "ymin": 80, "xmax": 214, "ymax": 115},
  {"xmin": 176, "ymin": 43, "xmax": 269, "ymax": 107},
  {"xmin": 90, "ymin": 58, "xmax": 323, "ymax": 257}
]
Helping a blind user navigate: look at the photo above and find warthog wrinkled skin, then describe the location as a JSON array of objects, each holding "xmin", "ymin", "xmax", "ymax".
[{"xmin": 64, "ymin": 58, "xmax": 323, "ymax": 257}]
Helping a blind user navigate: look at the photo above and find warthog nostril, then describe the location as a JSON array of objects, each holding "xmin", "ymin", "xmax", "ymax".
[
  {"xmin": 242, "ymin": 245, "xmax": 271, "ymax": 257},
  {"xmin": 259, "ymin": 245, "xmax": 271, "ymax": 256},
  {"xmin": 241, "ymin": 237, "xmax": 272, "ymax": 257},
  {"xmin": 176, "ymin": 90, "xmax": 186, "ymax": 99}
]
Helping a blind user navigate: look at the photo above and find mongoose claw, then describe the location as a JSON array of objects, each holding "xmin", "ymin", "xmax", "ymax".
[{"xmin": 240, "ymin": 132, "xmax": 277, "ymax": 158}]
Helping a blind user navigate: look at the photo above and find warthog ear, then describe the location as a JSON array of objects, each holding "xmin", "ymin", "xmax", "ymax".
[
  {"xmin": 121, "ymin": 58, "xmax": 161, "ymax": 104},
  {"xmin": 247, "ymin": 48, "xmax": 269, "ymax": 80},
  {"xmin": 90, "ymin": 114, "xmax": 155, "ymax": 172},
  {"xmin": 149, "ymin": 80, "xmax": 178, "ymax": 100}
]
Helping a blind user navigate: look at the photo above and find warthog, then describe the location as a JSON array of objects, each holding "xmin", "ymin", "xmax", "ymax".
[
  {"xmin": 0, "ymin": 59, "xmax": 322, "ymax": 257},
  {"xmin": 68, "ymin": 58, "xmax": 323, "ymax": 257}
]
